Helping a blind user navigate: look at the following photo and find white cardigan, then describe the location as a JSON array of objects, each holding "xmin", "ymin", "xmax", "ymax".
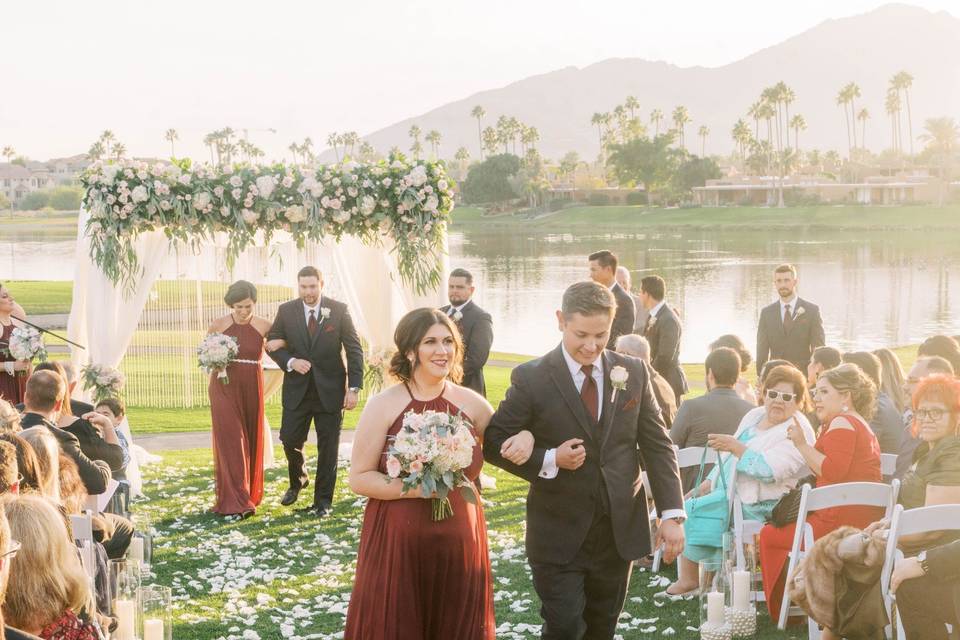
[{"xmin": 720, "ymin": 405, "xmax": 817, "ymax": 504}]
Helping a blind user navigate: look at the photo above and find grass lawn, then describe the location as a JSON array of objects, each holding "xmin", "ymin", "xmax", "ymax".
[
  {"xmin": 451, "ymin": 204, "xmax": 960, "ymax": 230},
  {"xmin": 144, "ymin": 447, "xmax": 806, "ymax": 639}
]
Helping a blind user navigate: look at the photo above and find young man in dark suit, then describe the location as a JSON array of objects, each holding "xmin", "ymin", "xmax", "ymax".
[
  {"xmin": 756, "ymin": 263, "xmax": 826, "ymax": 375},
  {"xmin": 439, "ymin": 268, "xmax": 493, "ymax": 397},
  {"xmin": 484, "ymin": 281, "xmax": 684, "ymax": 640},
  {"xmin": 639, "ymin": 275, "xmax": 688, "ymax": 400},
  {"xmin": 267, "ymin": 266, "xmax": 364, "ymax": 518},
  {"xmin": 588, "ymin": 250, "xmax": 635, "ymax": 349}
]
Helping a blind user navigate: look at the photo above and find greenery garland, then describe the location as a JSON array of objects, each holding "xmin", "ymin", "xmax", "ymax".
[{"xmin": 80, "ymin": 156, "xmax": 455, "ymax": 294}]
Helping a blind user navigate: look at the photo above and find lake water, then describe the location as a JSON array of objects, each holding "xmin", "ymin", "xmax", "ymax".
[{"xmin": 3, "ymin": 225, "xmax": 960, "ymax": 361}]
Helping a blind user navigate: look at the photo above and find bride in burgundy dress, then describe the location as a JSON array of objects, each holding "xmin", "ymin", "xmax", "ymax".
[
  {"xmin": 0, "ymin": 283, "xmax": 30, "ymax": 405},
  {"xmin": 345, "ymin": 308, "xmax": 534, "ymax": 640},
  {"xmin": 207, "ymin": 280, "xmax": 271, "ymax": 518}
]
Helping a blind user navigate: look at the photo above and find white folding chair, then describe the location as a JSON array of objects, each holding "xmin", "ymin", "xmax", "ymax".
[
  {"xmin": 880, "ymin": 453, "xmax": 898, "ymax": 478},
  {"xmin": 731, "ymin": 493, "xmax": 766, "ymax": 602},
  {"xmin": 69, "ymin": 513, "xmax": 93, "ymax": 543},
  {"xmin": 778, "ymin": 479, "xmax": 900, "ymax": 638},
  {"xmin": 650, "ymin": 446, "xmax": 720, "ymax": 572},
  {"xmin": 881, "ymin": 503, "xmax": 960, "ymax": 639}
]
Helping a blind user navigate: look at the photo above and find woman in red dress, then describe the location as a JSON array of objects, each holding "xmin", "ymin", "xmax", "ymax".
[
  {"xmin": 207, "ymin": 281, "xmax": 269, "ymax": 518},
  {"xmin": 759, "ymin": 363, "xmax": 883, "ymax": 630},
  {"xmin": 0, "ymin": 284, "xmax": 29, "ymax": 405},
  {"xmin": 344, "ymin": 308, "xmax": 533, "ymax": 640}
]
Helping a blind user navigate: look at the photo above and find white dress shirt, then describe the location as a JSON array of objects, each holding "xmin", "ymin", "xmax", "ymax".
[
  {"xmin": 649, "ymin": 299, "xmax": 666, "ymax": 319},
  {"xmin": 447, "ymin": 300, "xmax": 470, "ymax": 317},
  {"xmin": 779, "ymin": 295, "xmax": 798, "ymax": 322}
]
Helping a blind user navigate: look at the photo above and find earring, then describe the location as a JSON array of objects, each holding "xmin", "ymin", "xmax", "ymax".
[{"xmin": 841, "ymin": 405, "xmax": 849, "ymax": 413}]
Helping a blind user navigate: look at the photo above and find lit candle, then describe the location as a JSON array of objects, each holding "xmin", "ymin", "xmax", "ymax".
[
  {"xmin": 143, "ymin": 618, "xmax": 164, "ymax": 640},
  {"xmin": 114, "ymin": 599, "xmax": 136, "ymax": 640},
  {"xmin": 707, "ymin": 590, "xmax": 724, "ymax": 626},
  {"xmin": 733, "ymin": 570, "xmax": 751, "ymax": 611},
  {"xmin": 128, "ymin": 537, "xmax": 144, "ymax": 565}
]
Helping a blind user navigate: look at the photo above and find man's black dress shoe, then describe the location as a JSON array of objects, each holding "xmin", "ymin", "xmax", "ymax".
[{"xmin": 281, "ymin": 480, "xmax": 308, "ymax": 507}]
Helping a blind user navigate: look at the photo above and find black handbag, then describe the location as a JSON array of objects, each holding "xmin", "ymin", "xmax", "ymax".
[{"xmin": 768, "ymin": 475, "xmax": 817, "ymax": 528}]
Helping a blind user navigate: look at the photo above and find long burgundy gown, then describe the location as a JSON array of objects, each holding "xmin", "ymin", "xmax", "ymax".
[
  {"xmin": 344, "ymin": 387, "xmax": 495, "ymax": 640},
  {"xmin": 0, "ymin": 323, "xmax": 26, "ymax": 405},
  {"xmin": 209, "ymin": 321, "xmax": 265, "ymax": 516}
]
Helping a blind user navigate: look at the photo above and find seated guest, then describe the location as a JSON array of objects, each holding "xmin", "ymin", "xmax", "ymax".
[
  {"xmin": 614, "ymin": 334, "xmax": 678, "ymax": 426},
  {"xmin": 898, "ymin": 356, "xmax": 955, "ymax": 478},
  {"xmin": 615, "ymin": 265, "xmax": 648, "ymax": 333},
  {"xmin": 19, "ymin": 372, "xmax": 110, "ymax": 495},
  {"xmin": 92, "ymin": 399, "xmax": 131, "ymax": 485},
  {"xmin": 843, "ymin": 351, "xmax": 904, "ymax": 453},
  {"xmin": 0, "ymin": 443, "xmax": 17, "ymax": 496},
  {"xmin": 14, "ymin": 363, "xmax": 92, "ymax": 418},
  {"xmin": 0, "ymin": 403, "xmax": 18, "ymax": 434},
  {"xmin": 668, "ymin": 347, "xmax": 756, "ymax": 492},
  {"xmin": 759, "ymin": 363, "xmax": 883, "ymax": 622},
  {"xmin": 56, "ymin": 454, "xmax": 87, "ymax": 517},
  {"xmin": 874, "ymin": 347, "xmax": 907, "ymax": 413},
  {"xmin": 661, "ymin": 364, "xmax": 815, "ymax": 597},
  {"xmin": 0, "ymin": 504, "xmax": 41, "ymax": 639},
  {"xmin": 0, "ymin": 435, "xmax": 40, "ymax": 497},
  {"xmin": 918, "ymin": 335, "xmax": 960, "ymax": 375},
  {"xmin": 1, "ymin": 494, "xmax": 98, "ymax": 639},
  {"xmin": 892, "ymin": 537, "xmax": 960, "ymax": 640},
  {"xmin": 17, "ymin": 429, "xmax": 59, "ymax": 503},
  {"xmin": 757, "ymin": 359, "xmax": 794, "ymax": 403},
  {"xmin": 709, "ymin": 335, "xmax": 756, "ymax": 403},
  {"xmin": 807, "ymin": 346, "xmax": 841, "ymax": 389}
]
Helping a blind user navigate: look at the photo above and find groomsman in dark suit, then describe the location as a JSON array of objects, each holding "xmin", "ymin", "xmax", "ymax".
[
  {"xmin": 639, "ymin": 275, "xmax": 688, "ymax": 400},
  {"xmin": 439, "ymin": 268, "xmax": 493, "ymax": 397},
  {"xmin": 267, "ymin": 266, "xmax": 364, "ymax": 518},
  {"xmin": 756, "ymin": 263, "xmax": 825, "ymax": 375},
  {"xmin": 588, "ymin": 250, "xmax": 635, "ymax": 349},
  {"xmin": 484, "ymin": 281, "xmax": 684, "ymax": 640}
]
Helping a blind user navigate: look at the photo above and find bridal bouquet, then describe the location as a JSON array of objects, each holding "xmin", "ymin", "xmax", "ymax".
[
  {"xmin": 6, "ymin": 327, "xmax": 47, "ymax": 370},
  {"xmin": 385, "ymin": 409, "xmax": 478, "ymax": 521},
  {"xmin": 81, "ymin": 364, "xmax": 125, "ymax": 403},
  {"xmin": 197, "ymin": 333, "xmax": 239, "ymax": 384}
]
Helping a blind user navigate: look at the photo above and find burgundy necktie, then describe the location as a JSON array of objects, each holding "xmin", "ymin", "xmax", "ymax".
[
  {"xmin": 308, "ymin": 309, "xmax": 318, "ymax": 336},
  {"xmin": 783, "ymin": 303, "xmax": 793, "ymax": 333},
  {"xmin": 580, "ymin": 364, "xmax": 599, "ymax": 424}
]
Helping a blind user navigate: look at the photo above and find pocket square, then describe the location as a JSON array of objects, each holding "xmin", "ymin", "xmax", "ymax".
[
  {"xmin": 622, "ymin": 394, "xmax": 642, "ymax": 411},
  {"xmin": 323, "ymin": 324, "xmax": 336, "ymax": 333}
]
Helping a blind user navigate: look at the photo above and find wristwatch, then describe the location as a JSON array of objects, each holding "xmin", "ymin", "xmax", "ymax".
[{"xmin": 918, "ymin": 550, "xmax": 930, "ymax": 575}]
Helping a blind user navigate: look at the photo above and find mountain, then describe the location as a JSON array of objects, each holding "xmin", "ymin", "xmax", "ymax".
[{"xmin": 320, "ymin": 4, "xmax": 960, "ymax": 162}]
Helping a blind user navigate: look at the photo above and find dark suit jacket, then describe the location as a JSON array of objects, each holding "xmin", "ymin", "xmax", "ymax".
[
  {"xmin": 4, "ymin": 626, "xmax": 40, "ymax": 640},
  {"xmin": 20, "ymin": 412, "xmax": 111, "ymax": 495},
  {"xmin": 871, "ymin": 392, "xmax": 905, "ymax": 454},
  {"xmin": 16, "ymin": 399, "xmax": 94, "ymax": 417},
  {"xmin": 608, "ymin": 283, "xmax": 636, "ymax": 349},
  {"xmin": 61, "ymin": 417, "xmax": 125, "ymax": 474},
  {"xmin": 644, "ymin": 303, "xmax": 688, "ymax": 398},
  {"xmin": 756, "ymin": 297, "xmax": 825, "ymax": 374},
  {"xmin": 267, "ymin": 296, "xmax": 364, "ymax": 414},
  {"xmin": 483, "ymin": 346, "xmax": 683, "ymax": 564},
  {"xmin": 648, "ymin": 366, "xmax": 678, "ymax": 428},
  {"xmin": 440, "ymin": 300, "xmax": 493, "ymax": 397}
]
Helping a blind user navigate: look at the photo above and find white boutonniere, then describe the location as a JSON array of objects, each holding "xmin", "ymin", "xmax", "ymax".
[
  {"xmin": 647, "ymin": 316, "xmax": 657, "ymax": 328},
  {"xmin": 453, "ymin": 310, "xmax": 463, "ymax": 322},
  {"xmin": 795, "ymin": 306, "xmax": 806, "ymax": 317},
  {"xmin": 610, "ymin": 365, "xmax": 629, "ymax": 403},
  {"xmin": 320, "ymin": 307, "xmax": 331, "ymax": 320}
]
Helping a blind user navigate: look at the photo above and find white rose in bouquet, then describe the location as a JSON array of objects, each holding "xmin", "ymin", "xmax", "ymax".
[
  {"xmin": 130, "ymin": 185, "xmax": 149, "ymax": 203},
  {"xmin": 198, "ymin": 333, "xmax": 239, "ymax": 384},
  {"xmin": 193, "ymin": 192, "xmax": 212, "ymax": 210},
  {"xmin": 255, "ymin": 175, "xmax": 276, "ymax": 199},
  {"xmin": 284, "ymin": 205, "xmax": 307, "ymax": 223}
]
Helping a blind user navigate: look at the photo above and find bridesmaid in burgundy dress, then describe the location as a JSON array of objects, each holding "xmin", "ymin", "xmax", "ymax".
[
  {"xmin": 207, "ymin": 281, "xmax": 271, "ymax": 518},
  {"xmin": 0, "ymin": 283, "xmax": 29, "ymax": 405},
  {"xmin": 344, "ymin": 308, "xmax": 534, "ymax": 640}
]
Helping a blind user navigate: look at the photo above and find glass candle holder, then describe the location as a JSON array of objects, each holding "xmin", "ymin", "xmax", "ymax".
[
  {"xmin": 140, "ymin": 585, "xmax": 172, "ymax": 640},
  {"xmin": 699, "ymin": 560, "xmax": 731, "ymax": 640},
  {"xmin": 108, "ymin": 559, "xmax": 141, "ymax": 640}
]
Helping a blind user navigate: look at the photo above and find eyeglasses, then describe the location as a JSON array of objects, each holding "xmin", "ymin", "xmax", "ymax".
[
  {"xmin": 0, "ymin": 539, "xmax": 20, "ymax": 561},
  {"xmin": 765, "ymin": 389, "xmax": 797, "ymax": 403},
  {"xmin": 915, "ymin": 408, "xmax": 947, "ymax": 422}
]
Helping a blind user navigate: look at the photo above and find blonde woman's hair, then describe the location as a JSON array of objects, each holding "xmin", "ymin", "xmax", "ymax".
[
  {"xmin": 0, "ymin": 400, "xmax": 19, "ymax": 433},
  {"xmin": 1, "ymin": 494, "xmax": 92, "ymax": 631},
  {"xmin": 18, "ymin": 427, "xmax": 60, "ymax": 504},
  {"xmin": 873, "ymin": 348, "xmax": 907, "ymax": 413},
  {"xmin": 821, "ymin": 363, "xmax": 878, "ymax": 421}
]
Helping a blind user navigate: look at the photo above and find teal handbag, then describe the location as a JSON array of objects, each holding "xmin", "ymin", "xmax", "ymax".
[{"xmin": 683, "ymin": 448, "xmax": 732, "ymax": 547}]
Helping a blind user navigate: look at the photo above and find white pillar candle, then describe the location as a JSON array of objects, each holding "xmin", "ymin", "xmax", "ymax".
[
  {"xmin": 707, "ymin": 590, "xmax": 725, "ymax": 626},
  {"xmin": 114, "ymin": 599, "xmax": 136, "ymax": 640},
  {"xmin": 143, "ymin": 618, "xmax": 164, "ymax": 640},
  {"xmin": 733, "ymin": 570, "xmax": 751, "ymax": 611},
  {"xmin": 128, "ymin": 537, "xmax": 144, "ymax": 565}
]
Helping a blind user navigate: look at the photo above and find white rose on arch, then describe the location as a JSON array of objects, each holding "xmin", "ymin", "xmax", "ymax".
[
  {"xmin": 130, "ymin": 186, "xmax": 149, "ymax": 203},
  {"xmin": 255, "ymin": 175, "xmax": 276, "ymax": 199}
]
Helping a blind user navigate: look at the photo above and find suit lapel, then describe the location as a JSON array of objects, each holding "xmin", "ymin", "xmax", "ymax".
[
  {"xmin": 293, "ymin": 301, "xmax": 310, "ymax": 351},
  {"xmin": 599, "ymin": 352, "xmax": 616, "ymax": 450},
  {"xmin": 547, "ymin": 347, "xmax": 597, "ymax": 444}
]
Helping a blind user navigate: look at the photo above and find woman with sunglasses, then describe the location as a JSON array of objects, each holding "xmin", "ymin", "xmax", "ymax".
[
  {"xmin": 758, "ymin": 362, "xmax": 883, "ymax": 627},
  {"xmin": 659, "ymin": 365, "xmax": 815, "ymax": 598}
]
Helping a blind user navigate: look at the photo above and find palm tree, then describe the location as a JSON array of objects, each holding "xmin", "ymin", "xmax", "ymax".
[
  {"xmin": 789, "ymin": 115, "xmax": 807, "ymax": 151},
  {"xmin": 807, "ymin": 149, "xmax": 822, "ymax": 174},
  {"xmin": 624, "ymin": 96, "xmax": 639, "ymax": 119},
  {"xmin": 919, "ymin": 117, "xmax": 960, "ymax": 206},
  {"xmin": 613, "ymin": 105, "xmax": 628, "ymax": 141},
  {"xmin": 892, "ymin": 71, "xmax": 915, "ymax": 155},
  {"xmin": 164, "ymin": 129, "xmax": 179, "ymax": 158},
  {"xmin": 300, "ymin": 137, "xmax": 315, "ymax": 162},
  {"xmin": 823, "ymin": 150, "xmax": 841, "ymax": 173},
  {"xmin": 113, "ymin": 143, "xmax": 126, "ymax": 159},
  {"xmin": 340, "ymin": 132, "xmax": 359, "ymax": 158},
  {"xmin": 650, "ymin": 109, "xmax": 664, "ymax": 137},
  {"xmin": 203, "ymin": 133, "xmax": 217, "ymax": 164},
  {"xmin": 327, "ymin": 132, "xmax": 341, "ymax": 162},
  {"xmin": 99, "ymin": 130, "xmax": 116, "ymax": 157},
  {"xmin": 506, "ymin": 116, "xmax": 522, "ymax": 154},
  {"xmin": 836, "ymin": 86, "xmax": 852, "ymax": 155},
  {"xmin": 1, "ymin": 147, "xmax": 14, "ymax": 165},
  {"xmin": 521, "ymin": 126, "xmax": 540, "ymax": 153},
  {"xmin": 407, "ymin": 125, "xmax": 422, "ymax": 159},
  {"xmin": 780, "ymin": 84, "xmax": 796, "ymax": 149},
  {"xmin": 747, "ymin": 101, "xmax": 763, "ymax": 140},
  {"xmin": 590, "ymin": 113, "xmax": 605, "ymax": 151},
  {"xmin": 288, "ymin": 142, "xmax": 300, "ymax": 164},
  {"xmin": 671, "ymin": 106, "xmax": 690, "ymax": 149},
  {"xmin": 470, "ymin": 105, "xmax": 486, "ymax": 159},
  {"xmin": 359, "ymin": 141, "xmax": 376, "ymax": 161},
  {"xmin": 697, "ymin": 125, "xmax": 710, "ymax": 157},
  {"xmin": 425, "ymin": 130, "xmax": 442, "ymax": 158},
  {"xmin": 481, "ymin": 126, "xmax": 499, "ymax": 157},
  {"xmin": 845, "ymin": 82, "xmax": 862, "ymax": 149},
  {"xmin": 454, "ymin": 146, "xmax": 470, "ymax": 166},
  {"xmin": 731, "ymin": 119, "xmax": 752, "ymax": 159},
  {"xmin": 885, "ymin": 90, "xmax": 902, "ymax": 153},
  {"xmin": 856, "ymin": 109, "xmax": 870, "ymax": 151}
]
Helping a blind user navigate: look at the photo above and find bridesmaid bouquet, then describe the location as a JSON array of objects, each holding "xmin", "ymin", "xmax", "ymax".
[
  {"xmin": 197, "ymin": 333, "xmax": 239, "ymax": 384},
  {"xmin": 386, "ymin": 409, "xmax": 478, "ymax": 521},
  {"xmin": 6, "ymin": 326, "xmax": 47, "ymax": 372},
  {"xmin": 81, "ymin": 363, "xmax": 125, "ymax": 403}
]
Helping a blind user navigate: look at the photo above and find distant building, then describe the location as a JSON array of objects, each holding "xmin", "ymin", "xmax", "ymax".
[{"xmin": 0, "ymin": 154, "xmax": 91, "ymax": 206}]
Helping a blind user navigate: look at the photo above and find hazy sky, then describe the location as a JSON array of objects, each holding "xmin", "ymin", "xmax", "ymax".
[{"xmin": 1, "ymin": 0, "xmax": 955, "ymax": 161}]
